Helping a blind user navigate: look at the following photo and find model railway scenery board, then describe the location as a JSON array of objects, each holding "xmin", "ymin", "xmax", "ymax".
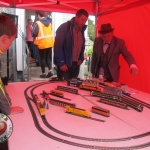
[{"xmin": 6, "ymin": 81, "xmax": 150, "ymax": 150}]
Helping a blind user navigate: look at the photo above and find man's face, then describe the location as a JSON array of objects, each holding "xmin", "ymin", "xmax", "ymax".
[
  {"xmin": 75, "ymin": 14, "xmax": 88, "ymax": 30},
  {"xmin": 0, "ymin": 35, "xmax": 16, "ymax": 53},
  {"xmin": 101, "ymin": 31, "xmax": 114, "ymax": 43}
]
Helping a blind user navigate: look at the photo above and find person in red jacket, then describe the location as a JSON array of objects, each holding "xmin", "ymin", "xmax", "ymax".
[{"xmin": 26, "ymin": 18, "xmax": 34, "ymax": 61}]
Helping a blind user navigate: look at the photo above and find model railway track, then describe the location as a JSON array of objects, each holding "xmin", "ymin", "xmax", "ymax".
[
  {"xmin": 23, "ymin": 81, "xmax": 150, "ymax": 149},
  {"xmin": 99, "ymin": 84, "xmax": 150, "ymax": 109},
  {"xmin": 122, "ymin": 94, "xmax": 150, "ymax": 109}
]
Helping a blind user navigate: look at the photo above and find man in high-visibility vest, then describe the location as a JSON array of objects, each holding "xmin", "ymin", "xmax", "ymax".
[{"xmin": 32, "ymin": 11, "xmax": 54, "ymax": 78}]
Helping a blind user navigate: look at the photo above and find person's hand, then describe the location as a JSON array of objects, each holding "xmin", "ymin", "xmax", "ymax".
[
  {"xmin": 130, "ymin": 66, "xmax": 139, "ymax": 76},
  {"xmin": 77, "ymin": 60, "xmax": 82, "ymax": 65},
  {"xmin": 60, "ymin": 64, "xmax": 68, "ymax": 72},
  {"xmin": 10, "ymin": 106, "xmax": 24, "ymax": 115}
]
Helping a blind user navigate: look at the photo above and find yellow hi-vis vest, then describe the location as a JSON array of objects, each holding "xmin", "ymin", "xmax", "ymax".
[{"xmin": 34, "ymin": 21, "xmax": 54, "ymax": 49}]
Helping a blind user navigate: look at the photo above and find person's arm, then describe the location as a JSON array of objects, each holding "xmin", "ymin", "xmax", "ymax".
[
  {"xmin": 130, "ymin": 64, "xmax": 139, "ymax": 75},
  {"xmin": 0, "ymin": 84, "xmax": 24, "ymax": 115},
  {"xmin": 54, "ymin": 23, "xmax": 68, "ymax": 67},
  {"xmin": 119, "ymin": 39, "xmax": 139, "ymax": 75},
  {"xmin": 0, "ymin": 89, "xmax": 11, "ymax": 115}
]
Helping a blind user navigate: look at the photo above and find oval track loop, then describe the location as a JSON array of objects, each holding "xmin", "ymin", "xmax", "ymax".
[{"xmin": 24, "ymin": 81, "xmax": 150, "ymax": 149}]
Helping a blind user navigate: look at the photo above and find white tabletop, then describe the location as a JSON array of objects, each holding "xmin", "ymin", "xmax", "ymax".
[{"xmin": 5, "ymin": 81, "xmax": 150, "ymax": 150}]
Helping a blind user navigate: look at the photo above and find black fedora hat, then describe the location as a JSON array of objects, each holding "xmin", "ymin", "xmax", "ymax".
[{"xmin": 99, "ymin": 23, "xmax": 114, "ymax": 34}]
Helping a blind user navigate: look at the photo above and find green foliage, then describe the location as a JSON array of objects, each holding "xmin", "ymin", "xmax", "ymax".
[
  {"xmin": 87, "ymin": 48, "xmax": 93, "ymax": 56},
  {"xmin": 88, "ymin": 18, "xmax": 94, "ymax": 41}
]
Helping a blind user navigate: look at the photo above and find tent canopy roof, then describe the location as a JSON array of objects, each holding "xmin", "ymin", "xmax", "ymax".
[{"xmin": 0, "ymin": 0, "xmax": 146, "ymax": 15}]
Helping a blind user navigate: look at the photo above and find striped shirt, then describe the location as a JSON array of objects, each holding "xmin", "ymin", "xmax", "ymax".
[{"xmin": 72, "ymin": 27, "xmax": 83, "ymax": 62}]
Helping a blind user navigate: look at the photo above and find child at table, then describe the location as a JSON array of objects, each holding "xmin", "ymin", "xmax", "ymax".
[{"xmin": 0, "ymin": 14, "xmax": 24, "ymax": 115}]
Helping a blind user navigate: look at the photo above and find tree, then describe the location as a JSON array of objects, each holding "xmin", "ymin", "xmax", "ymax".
[{"xmin": 88, "ymin": 18, "xmax": 94, "ymax": 41}]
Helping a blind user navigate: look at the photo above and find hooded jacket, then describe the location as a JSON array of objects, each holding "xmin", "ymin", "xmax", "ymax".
[{"xmin": 32, "ymin": 18, "xmax": 54, "ymax": 49}]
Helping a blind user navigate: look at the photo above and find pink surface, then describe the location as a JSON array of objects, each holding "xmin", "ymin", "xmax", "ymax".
[{"xmin": 5, "ymin": 81, "xmax": 150, "ymax": 150}]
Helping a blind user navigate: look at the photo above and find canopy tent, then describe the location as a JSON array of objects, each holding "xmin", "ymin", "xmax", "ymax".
[
  {"xmin": 0, "ymin": 0, "xmax": 150, "ymax": 94},
  {"xmin": 0, "ymin": 0, "xmax": 144, "ymax": 15}
]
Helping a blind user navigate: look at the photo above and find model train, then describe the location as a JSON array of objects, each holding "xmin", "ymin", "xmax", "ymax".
[
  {"xmin": 91, "ymin": 106, "xmax": 110, "ymax": 117},
  {"xmin": 98, "ymin": 98, "xmax": 128, "ymax": 109},
  {"xmin": 91, "ymin": 91, "xmax": 143, "ymax": 112},
  {"xmin": 91, "ymin": 91, "xmax": 119, "ymax": 99},
  {"xmin": 79, "ymin": 84, "xmax": 102, "ymax": 92},
  {"xmin": 33, "ymin": 94, "xmax": 45, "ymax": 116},
  {"xmin": 50, "ymin": 90, "xmax": 64, "ymax": 98},
  {"xmin": 49, "ymin": 98, "xmax": 75, "ymax": 108},
  {"xmin": 103, "ymin": 86, "xmax": 122, "ymax": 97},
  {"xmin": 65, "ymin": 105, "xmax": 91, "ymax": 118},
  {"xmin": 67, "ymin": 79, "xmax": 83, "ymax": 87},
  {"xmin": 57, "ymin": 86, "xmax": 78, "ymax": 94}
]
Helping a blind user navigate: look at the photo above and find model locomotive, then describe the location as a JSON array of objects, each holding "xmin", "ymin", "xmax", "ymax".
[
  {"xmin": 91, "ymin": 106, "xmax": 110, "ymax": 117},
  {"xmin": 65, "ymin": 105, "xmax": 91, "ymax": 118},
  {"xmin": 33, "ymin": 94, "xmax": 45, "ymax": 116}
]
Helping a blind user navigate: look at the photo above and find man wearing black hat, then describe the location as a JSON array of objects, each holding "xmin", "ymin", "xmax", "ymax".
[{"xmin": 91, "ymin": 23, "xmax": 138, "ymax": 82}]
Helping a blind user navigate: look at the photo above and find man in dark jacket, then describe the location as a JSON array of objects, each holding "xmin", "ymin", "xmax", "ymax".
[
  {"xmin": 54, "ymin": 9, "xmax": 89, "ymax": 80},
  {"xmin": 91, "ymin": 23, "xmax": 139, "ymax": 82}
]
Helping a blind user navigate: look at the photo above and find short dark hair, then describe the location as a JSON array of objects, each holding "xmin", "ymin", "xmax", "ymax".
[
  {"xmin": 76, "ymin": 9, "xmax": 89, "ymax": 18},
  {"xmin": 36, "ymin": 11, "xmax": 46, "ymax": 17},
  {"xmin": 0, "ymin": 14, "xmax": 17, "ymax": 37},
  {"xmin": 27, "ymin": 18, "xmax": 32, "ymax": 23}
]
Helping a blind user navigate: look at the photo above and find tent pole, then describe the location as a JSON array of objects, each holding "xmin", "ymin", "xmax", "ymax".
[{"xmin": 94, "ymin": 0, "xmax": 99, "ymax": 38}]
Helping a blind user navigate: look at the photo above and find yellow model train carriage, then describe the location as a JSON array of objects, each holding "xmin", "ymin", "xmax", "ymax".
[{"xmin": 65, "ymin": 106, "xmax": 91, "ymax": 118}]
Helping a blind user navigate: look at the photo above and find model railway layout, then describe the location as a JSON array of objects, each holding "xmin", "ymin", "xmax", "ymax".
[{"xmin": 23, "ymin": 81, "xmax": 150, "ymax": 149}]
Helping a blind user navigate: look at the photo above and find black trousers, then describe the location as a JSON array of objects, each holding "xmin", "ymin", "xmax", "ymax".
[
  {"xmin": 38, "ymin": 47, "xmax": 52, "ymax": 73},
  {"xmin": 27, "ymin": 41, "xmax": 33, "ymax": 58},
  {"xmin": 57, "ymin": 62, "xmax": 80, "ymax": 80}
]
